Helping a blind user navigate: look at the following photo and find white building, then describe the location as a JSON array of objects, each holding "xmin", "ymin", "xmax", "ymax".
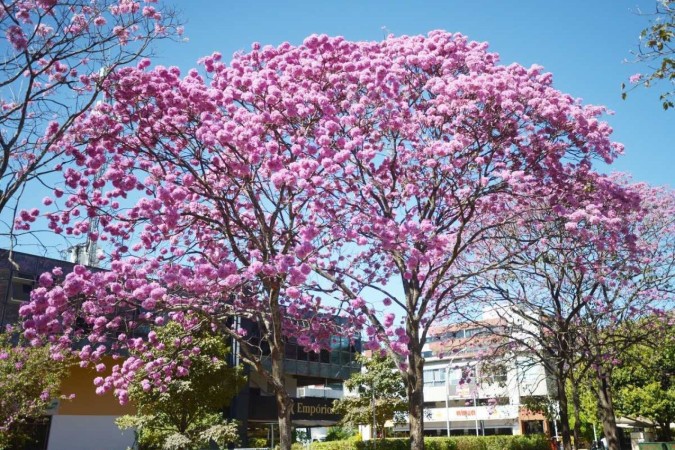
[{"xmin": 389, "ymin": 320, "xmax": 556, "ymax": 438}]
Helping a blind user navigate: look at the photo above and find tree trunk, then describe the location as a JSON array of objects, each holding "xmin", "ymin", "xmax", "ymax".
[
  {"xmin": 595, "ymin": 370, "xmax": 620, "ymax": 450},
  {"xmin": 556, "ymin": 369, "xmax": 574, "ymax": 450},
  {"xmin": 275, "ymin": 390, "xmax": 294, "ymax": 450},
  {"xmin": 407, "ymin": 335, "xmax": 426, "ymax": 450},
  {"xmin": 657, "ymin": 422, "xmax": 672, "ymax": 442},
  {"xmin": 269, "ymin": 286, "xmax": 294, "ymax": 450},
  {"xmin": 270, "ymin": 346, "xmax": 293, "ymax": 450},
  {"xmin": 571, "ymin": 381, "xmax": 582, "ymax": 450}
]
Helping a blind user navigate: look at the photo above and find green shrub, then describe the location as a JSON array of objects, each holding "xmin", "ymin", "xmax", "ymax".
[
  {"xmin": 346, "ymin": 435, "xmax": 550, "ymax": 450},
  {"xmin": 312, "ymin": 440, "xmax": 359, "ymax": 450},
  {"xmin": 450, "ymin": 436, "xmax": 488, "ymax": 450},
  {"xmin": 356, "ymin": 438, "xmax": 409, "ymax": 450},
  {"xmin": 249, "ymin": 437, "xmax": 268, "ymax": 448},
  {"xmin": 425, "ymin": 436, "xmax": 458, "ymax": 450}
]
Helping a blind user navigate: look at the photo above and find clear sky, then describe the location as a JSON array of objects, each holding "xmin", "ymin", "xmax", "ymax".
[{"xmin": 155, "ymin": 0, "xmax": 673, "ymax": 188}]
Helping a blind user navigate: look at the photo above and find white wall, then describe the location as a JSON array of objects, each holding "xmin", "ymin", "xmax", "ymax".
[{"xmin": 48, "ymin": 415, "xmax": 135, "ymax": 450}]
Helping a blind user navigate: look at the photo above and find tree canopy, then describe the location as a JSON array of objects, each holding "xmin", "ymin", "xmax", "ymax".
[
  {"xmin": 333, "ymin": 353, "xmax": 407, "ymax": 439},
  {"xmin": 18, "ymin": 30, "xmax": 640, "ymax": 450},
  {"xmin": 625, "ymin": 0, "xmax": 675, "ymax": 109},
  {"xmin": 612, "ymin": 321, "xmax": 675, "ymax": 441},
  {"xmin": 0, "ymin": 0, "xmax": 180, "ymax": 248},
  {"xmin": 0, "ymin": 329, "xmax": 70, "ymax": 449}
]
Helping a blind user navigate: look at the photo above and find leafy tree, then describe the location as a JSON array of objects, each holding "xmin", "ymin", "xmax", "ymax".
[
  {"xmin": 115, "ymin": 322, "xmax": 244, "ymax": 450},
  {"xmin": 325, "ymin": 425, "xmax": 358, "ymax": 442},
  {"xmin": 0, "ymin": 0, "xmax": 181, "ymax": 250},
  {"xmin": 0, "ymin": 328, "xmax": 70, "ymax": 449},
  {"xmin": 333, "ymin": 353, "xmax": 407, "ymax": 439},
  {"xmin": 611, "ymin": 323, "xmax": 675, "ymax": 441},
  {"xmin": 567, "ymin": 371, "xmax": 599, "ymax": 449},
  {"xmin": 624, "ymin": 0, "xmax": 675, "ymax": 109},
  {"xmin": 21, "ymin": 31, "xmax": 632, "ymax": 450}
]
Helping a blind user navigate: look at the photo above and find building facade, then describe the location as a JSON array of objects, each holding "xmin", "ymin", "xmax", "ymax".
[
  {"xmin": 365, "ymin": 321, "xmax": 554, "ymax": 439},
  {"xmin": 419, "ymin": 323, "xmax": 553, "ymax": 437},
  {"xmin": 1, "ymin": 250, "xmax": 360, "ymax": 449}
]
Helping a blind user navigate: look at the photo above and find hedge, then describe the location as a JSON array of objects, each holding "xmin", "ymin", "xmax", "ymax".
[{"xmin": 310, "ymin": 434, "xmax": 550, "ymax": 450}]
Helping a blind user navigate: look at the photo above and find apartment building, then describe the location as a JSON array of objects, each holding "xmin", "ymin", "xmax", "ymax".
[
  {"xmin": 423, "ymin": 321, "xmax": 552, "ymax": 436},
  {"xmin": 380, "ymin": 320, "xmax": 554, "ymax": 438}
]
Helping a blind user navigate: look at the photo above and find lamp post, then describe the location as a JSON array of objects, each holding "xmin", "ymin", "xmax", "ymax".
[
  {"xmin": 444, "ymin": 355, "xmax": 460, "ymax": 437},
  {"xmin": 474, "ymin": 388, "xmax": 479, "ymax": 436},
  {"xmin": 471, "ymin": 362, "xmax": 481, "ymax": 436},
  {"xmin": 372, "ymin": 381, "xmax": 377, "ymax": 448},
  {"xmin": 445, "ymin": 362, "xmax": 452, "ymax": 437}
]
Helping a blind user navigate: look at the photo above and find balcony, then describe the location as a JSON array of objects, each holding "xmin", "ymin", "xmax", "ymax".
[
  {"xmin": 418, "ymin": 405, "xmax": 520, "ymax": 424},
  {"xmin": 296, "ymin": 387, "xmax": 343, "ymax": 399}
]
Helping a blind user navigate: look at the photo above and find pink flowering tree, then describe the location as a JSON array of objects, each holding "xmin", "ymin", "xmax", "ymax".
[
  {"xmin": 473, "ymin": 180, "xmax": 673, "ymax": 450},
  {"xmin": 297, "ymin": 32, "xmax": 636, "ymax": 450},
  {"xmin": 18, "ymin": 42, "xmax": 360, "ymax": 449},
  {"xmin": 0, "ymin": 0, "xmax": 180, "ymax": 253},
  {"xmin": 18, "ymin": 31, "xmax": 638, "ymax": 450}
]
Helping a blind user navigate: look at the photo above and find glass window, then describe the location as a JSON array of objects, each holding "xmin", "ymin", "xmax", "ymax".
[
  {"xmin": 340, "ymin": 351, "xmax": 350, "ymax": 365},
  {"xmin": 423, "ymin": 368, "xmax": 447, "ymax": 386},
  {"xmin": 11, "ymin": 273, "xmax": 34, "ymax": 302},
  {"xmin": 284, "ymin": 343, "xmax": 297, "ymax": 359},
  {"xmin": 330, "ymin": 336, "xmax": 341, "ymax": 350}
]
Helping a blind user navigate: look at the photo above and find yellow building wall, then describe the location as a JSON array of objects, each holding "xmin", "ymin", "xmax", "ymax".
[{"xmin": 57, "ymin": 356, "xmax": 135, "ymax": 416}]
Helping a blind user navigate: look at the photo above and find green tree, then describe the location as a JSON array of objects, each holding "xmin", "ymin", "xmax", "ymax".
[
  {"xmin": 611, "ymin": 326, "xmax": 675, "ymax": 441},
  {"xmin": 332, "ymin": 354, "xmax": 407, "ymax": 439},
  {"xmin": 567, "ymin": 376, "xmax": 602, "ymax": 448},
  {"xmin": 325, "ymin": 425, "xmax": 358, "ymax": 441},
  {"xmin": 116, "ymin": 322, "xmax": 245, "ymax": 450},
  {"xmin": 624, "ymin": 0, "xmax": 675, "ymax": 109},
  {"xmin": 0, "ymin": 329, "xmax": 70, "ymax": 449}
]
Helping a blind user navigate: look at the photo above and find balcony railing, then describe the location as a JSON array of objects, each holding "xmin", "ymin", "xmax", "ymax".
[
  {"xmin": 296, "ymin": 387, "xmax": 343, "ymax": 399},
  {"xmin": 414, "ymin": 405, "xmax": 520, "ymax": 423}
]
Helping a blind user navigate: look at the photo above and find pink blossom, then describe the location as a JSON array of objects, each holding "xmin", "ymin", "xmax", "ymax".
[
  {"xmin": 629, "ymin": 73, "xmax": 643, "ymax": 84},
  {"xmin": 6, "ymin": 26, "xmax": 28, "ymax": 50},
  {"xmin": 39, "ymin": 272, "xmax": 53, "ymax": 287}
]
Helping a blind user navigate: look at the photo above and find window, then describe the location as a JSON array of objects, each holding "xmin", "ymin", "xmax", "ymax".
[
  {"xmin": 284, "ymin": 343, "xmax": 297, "ymax": 359},
  {"xmin": 340, "ymin": 351, "xmax": 350, "ymax": 365},
  {"xmin": 447, "ymin": 365, "xmax": 478, "ymax": 391},
  {"xmin": 483, "ymin": 366, "xmax": 508, "ymax": 385},
  {"xmin": 330, "ymin": 349, "xmax": 341, "ymax": 364},
  {"xmin": 11, "ymin": 272, "xmax": 34, "ymax": 302},
  {"xmin": 463, "ymin": 328, "xmax": 484, "ymax": 338},
  {"xmin": 423, "ymin": 368, "xmax": 446, "ymax": 387}
]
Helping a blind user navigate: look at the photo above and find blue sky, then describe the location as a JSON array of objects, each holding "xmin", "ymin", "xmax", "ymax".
[{"xmin": 157, "ymin": 0, "xmax": 673, "ymax": 187}]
